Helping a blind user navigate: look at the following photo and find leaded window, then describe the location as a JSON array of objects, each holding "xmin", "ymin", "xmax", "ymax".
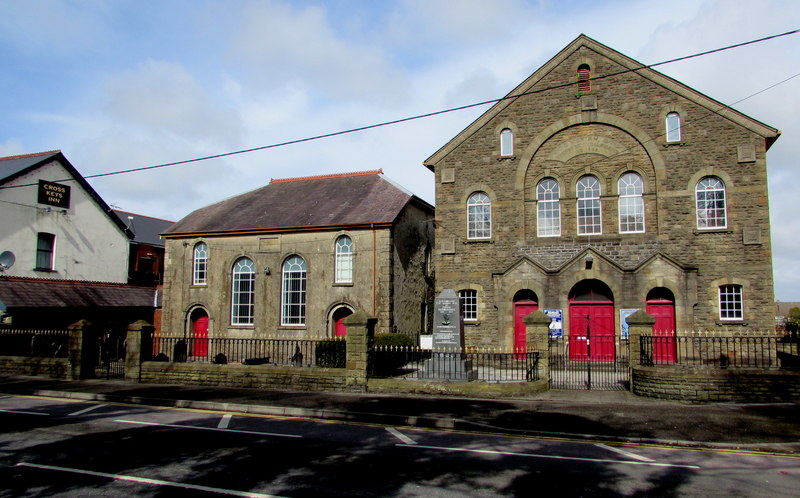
[
  {"xmin": 618, "ymin": 172, "xmax": 645, "ymax": 233},
  {"xmin": 696, "ymin": 176, "xmax": 727, "ymax": 229},
  {"xmin": 335, "ymin": 235, "xmax": 353, "ymax": 284},
  {"xmin": 666, "ymin": 112, "xmax": 682, "ymax": 142},
  {"xmin": 467, "ymin": 192, "xmax": 492, "ymax": 239},
  {"xmin": 577, "ymin": 175, "xmax": 602, "ymax": 235},
  {"xmin": 281, "ymin": 255, "xmax": 307, "ymax": 325},
  {"xmin": 193, "ymin": 242, "xmax": 208, "ymax": 285},
  {"xmin": 537, "ymin": 178, "xmax": 561, "ymax": 237},
  {"xmin": 231, "ymin": 257, "xmax": 255, "ymax": 326},
  {"xmin": 719, "ymin": 284, "xmax": 743, "ymax": 321},
  {"xmin": 459, "ymin": 289, "xmax": 478, "ymax": 322}
]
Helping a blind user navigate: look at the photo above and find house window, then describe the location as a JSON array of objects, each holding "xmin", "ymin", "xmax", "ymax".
[
  {"xmin": 666, "ymin": 112, "xmax": 681, "ymax": 142},
  {"xmin": 193, "ymin": 242, "xmax": 208, "ymax": 285},
  {"xmin": 537, "ymin": 178, "xmax": 561, "ymax": 237},
  {"xmin": 335, "ymin": 235, "xmax": 353, "ymax": 283},
  {"xmin": 467, "ymin": 192, "xmax": 492, "ymax": 239},
  {"xmin": 281, "ymin": 255, "xmax": 307, "ymax": 326},
  {"xmin": 719, "ymin": 284, "xmax": 743, "ymax": 321},
  {"xmin": 500, "ymin": 128, "xmax": 513, "ymax": 156},
  {"xmin": 577, "ymin": 175, "xmax": 602, "ymax": 235},
  {"xmin": 696, "ymin": 176, "xmax": 727, "ymax": 229},
  {"xmin": 577, "ymin": 64, "xmax": 591, "ymax": 93},
  {"xmin": 35, "ymin": 232, "xmax": 55, "ymax": 270},
  {"xmin": 231, "ymin": 257, "xmax": 255, "ymax": 326},
  {"xmin": 618, "ymin": 172, "xmax": 645, "ymax": 233},
  {"xmin": 459, "ymin": 289, "xmax": 478, "ymax": 322}
]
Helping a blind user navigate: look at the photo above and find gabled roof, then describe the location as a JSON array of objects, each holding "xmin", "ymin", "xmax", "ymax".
[
  {"xmin": 163, "ymin": 170, "xmax": 433, "ymax": 237},
  {"xmin": 0, "ymin": 276, "xmax": 156, "ymax": 309},
  {"xmin": 0, "ymin": 150, "xmax": 133, "ymax": 238},
  {"xmin": 424, "ymin": 34, "xmax": 780, "ymax": 169},
  {"xmin": 113, "ymin": 210, "xmax": 173, "ymax": 247}
]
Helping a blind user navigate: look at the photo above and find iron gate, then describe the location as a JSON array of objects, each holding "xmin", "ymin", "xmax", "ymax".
[
  {"xmin": 91, "ymin": 327, "xmax": 126, "ymax": 379},
  {"xmin": 549, "ymin": 334, "xmax": 630, "ymax": 390}
]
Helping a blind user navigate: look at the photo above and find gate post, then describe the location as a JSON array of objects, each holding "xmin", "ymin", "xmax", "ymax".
[
  {"xmin": 343, "ymin": 310, "xmax": 376, "ymax": 391},
  {"xmin": 126, "ymin": 320, "xmax": 154, "ymax": 382},
  {"xmin": 67, "ymin": 319, "xmax": 92, "ymax": 380},
  {"xmin": 625, "ymin": 310, "xmax": 655, "ymax": 392},
  {"xmin": 524, "ymin": 311, "xmax": 552, "ymax": 384}
]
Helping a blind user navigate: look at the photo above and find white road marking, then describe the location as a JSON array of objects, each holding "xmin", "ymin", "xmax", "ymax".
[
  {"xmin": 69, "ymin": 404, "xmax": 106, "ymax": 417},
  {"xmin": 594, "ymin": 443, "xmax": 654, "ymax": 462},
  {"xmin": 218, "ymin": 414, "xmax": 232, "ymax": 429},
  {"xmin": 386, "ymin": 427, "xmax": 417, "ymax": 445},
  {"xmin": 17, "ymin": 462, "xmax": 282, "ymax": 497},
  {"xmin": 0, "ymin": 409, "xmax": 49, "ymax": 416},
  {"xmin": 397, "ymin": 444, "xmax": 700, "ymax": 469},
  {"xmin": 114, "ymin": 419, "xmax": 302, "ymax": 438}
]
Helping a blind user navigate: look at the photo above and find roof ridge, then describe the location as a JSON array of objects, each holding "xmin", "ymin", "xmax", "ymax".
[
  {"xmin": 270, "ymin": 169, "xmax": 383, "ymax": 184},
  {"xmin": 112, "ymin": 209, "xmax": 175, "ymax": 223},
  {"xmin": 0, "ymin": 150, "xmax": 61, "ymax": 161}
]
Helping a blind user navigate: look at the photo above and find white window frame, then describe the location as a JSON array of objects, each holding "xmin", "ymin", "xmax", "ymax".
[
  {"xmin": 334, "ymin": 235, "xmax": 353, "ymax": 284},
  {"xmin": 467, "ymin": 192, "xmax": 492, "ymax": 240},
  {"xmin": 618, "ymin": 172, "xmax": 645, "ymax": 233},
  {"xmin": 193, "ymin": 242, "xmax": 208, "ymax": 285},
  {"xmin": 281, "ymin": 255, "xmax": 307, "ymax": 326},
  {"xmin": 719, "ymin": 284, "xmax": 743, "ymax": 321},
  {"xmin": 459, "ymin": 289, "xmax": 478, "ymax": 322},
  {"xmin": 666, "ymin": 112, "xmax": 682, "ymax": 142},
  {"xmin": 537, "ymin": 178, "xmax": 561, "ymax": 237},
  {"xmin": 231, "ymin": 257, "xmax": 255, "ymax": 326},
  {"xmin": 500, "ymin": 128, "xmax": 513, "ymax": 157},
  {"xmin": 696, "ymin": 176, "xmax": 727, "ymax": 229},
  {"xmin": 577, "ymin": 175, "xmax": 602, "ymax": 235},
  {"xmin": 35, "ymin": 232, "xmax": 55, "ymax": 270}
]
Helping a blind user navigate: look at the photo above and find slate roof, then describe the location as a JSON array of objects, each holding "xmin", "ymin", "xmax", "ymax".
[
  {"xmin": 113, "ymin": 210, "xmax": 173, "ymax": 247},
  {"xmin": 164, "ymin": 170, "xmax": 432, "ymax": 236},
  {"xmin": 0, "ymin": 277, "xmax": 156, "ymax": 309}
]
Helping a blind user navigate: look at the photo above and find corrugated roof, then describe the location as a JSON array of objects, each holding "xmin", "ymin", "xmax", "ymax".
[
  {"xmin": 0, "ymin": 277, "xmax": 156, "ymax": 309},
  {"xmin": 164, "ymin": 172, "xmax": 427, "ymax": 236},
  {"xmin": 113, "ymin": 210, "xmax": 173, "ymax": 247}
]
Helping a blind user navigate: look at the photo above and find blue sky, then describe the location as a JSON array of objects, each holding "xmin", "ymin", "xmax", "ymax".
[{"xmin": 1, "ymin": 0, "xmax": 799, "ymax": 300}]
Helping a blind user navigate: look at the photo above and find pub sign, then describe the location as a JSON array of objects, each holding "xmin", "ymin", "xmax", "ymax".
[{"xmin": 38, "ymin": 180, "xmax": 71, "ymax": 208}]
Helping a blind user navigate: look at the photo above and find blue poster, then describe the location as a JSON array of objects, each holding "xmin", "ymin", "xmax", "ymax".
[
  {"xmin": 544, "ymin": 309, "xmax": 563, "ymax": 338},
  {"xmin": 620, "ymin": 309, "xmax": 639, "ymax": 340}
]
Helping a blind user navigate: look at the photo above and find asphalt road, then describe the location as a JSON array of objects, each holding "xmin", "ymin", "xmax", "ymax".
[{"xmin": 0, "ymin": 395, "xmax": 798, "ymax": 497}]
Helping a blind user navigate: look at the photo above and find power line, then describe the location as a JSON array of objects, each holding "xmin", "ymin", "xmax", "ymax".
[{"xmin": 2, "ymin": 28, "xmax": 798, "ymax": 190}]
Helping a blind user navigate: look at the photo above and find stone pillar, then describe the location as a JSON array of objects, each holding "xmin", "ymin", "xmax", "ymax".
[
  {"xmin": 524, "ymin": 311, "xmax": 553, "ymax": 384},
  {"xmin": 126, "ymin": 320, "xmax": 154, "ymax": 382},
  {"xmin": 343, "ymin": 310, "xmax": 376, "ymax": 391},
  {"xmin": 67, "ymin": 319, "xmax": 91, "ymax": 380},
  {"xmin": 625, "ymin": 310, "xmax": 656, "ymax": 393}
]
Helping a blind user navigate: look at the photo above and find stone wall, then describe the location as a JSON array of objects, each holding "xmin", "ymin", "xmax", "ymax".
[{"xmin": 0, "ymin": 357, "xmax": 70, "ymax": 379}]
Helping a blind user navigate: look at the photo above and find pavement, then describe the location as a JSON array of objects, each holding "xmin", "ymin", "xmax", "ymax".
[{"xmin": 2, "ymin": 374, "xmax": 799, "ymax": 455}]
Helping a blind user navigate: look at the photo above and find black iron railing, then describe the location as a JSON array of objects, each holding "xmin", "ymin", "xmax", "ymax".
[
  {"xmin": 367, "ymin": 346, "xmax": 539, "ymax": 382},
  {"xmin": 0, "ymin": 329, "xmax": 69, "ymax": 358},
  {"xmin": 640, "ymin": 334, "xmax": 800, "ymax": 369},
  {"xmin": 151, "ymin": 336, "xmax": 345, "ymax": 368}
]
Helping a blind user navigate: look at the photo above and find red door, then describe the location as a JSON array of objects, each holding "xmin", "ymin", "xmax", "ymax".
[
  {"xmin": 335, "ymin": 317, "xmax": 347, "ymax": 337},
  {"xmin": 646, "ymin": 300, "xmax": 676, "ymax": 363},
  {"xmin": 193, "ymin": 315, "xmax": 209, "ymax": 357},
  {"xmin": 569, "ymin": 303, "xmax": 615, "ymax": 361},
  {"xmin": 332, "ymin": 308, "xmax": 352, "ymax": 337},
  {"xmin": 514, "ymin": 301, "xmax": 539, "ymax": 355}
]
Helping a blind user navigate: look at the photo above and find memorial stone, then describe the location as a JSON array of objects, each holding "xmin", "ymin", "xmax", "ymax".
[{"xmin": 419, "ymin": 289, "xmax": 477, "ymax": 381}]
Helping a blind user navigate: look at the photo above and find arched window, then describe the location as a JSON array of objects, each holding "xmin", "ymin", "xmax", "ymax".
[
  {"xmin": 618, "ymin": 172, "xmax": 644, "ymax": 233},
  {"xmin": 577, "ymin": 64, "xmax": 591, "ymax": 93},
  {"xmin": 577, "ymin": 175, "xmax": 602, "ymax": 235},
  {"xmin": 231, "ymin": 257, "xmax": 255, "ymax": 326},
  {"xmin": 193, "ymin": 242, "xmax": 208, "ymax": 285},
  {"xmin": 666, "ymin": 112, "xmax": 681, "ymax": 142},
  {"xmin": 500, "ymin": 128, "xmax": 513, "ymax": 157},
  {"xmin": 467, "ymin": 192, "xmax": 492, "ymax": 239},
  {"xmin": 537, "ymin": 178, "xmax": 561, "ymax": 237},
  {"xmin": 281, "ymin": 255, "xmax": 307, "ymax": 325},
  {"xmin": 719, "ymin": 284, "xmax": 743, "ymax": 321},
  {"xmin": 696, "ymin": 176, "xmax": 727, "ymax": 229},
  {"xmin": 335, "ymin": 235, "xmax": 353, "ymax": 284}
]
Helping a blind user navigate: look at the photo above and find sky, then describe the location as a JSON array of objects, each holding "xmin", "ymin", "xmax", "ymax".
[{"xmin": 0, "ymin": 0, "xmax": 798, "ymax": 300}]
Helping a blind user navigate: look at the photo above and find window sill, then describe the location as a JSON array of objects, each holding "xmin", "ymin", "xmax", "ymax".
[
  {"xmin": 496, "ymin": 155, "xmax": 516, "ymax": 161},
  {"xmin": 716, "ymin": 320, "xmax": 748, "ymax": 326},
  {"xmin": 662, "ymin": 141, "xmax": 687, "ymax": 147},
  {"xmin": 33, "ymin": 268, "xmax": 57, "ymax": 273},
  {"xmin": 278, "ymin": 325, "xmax": 307, "ymax": 330},
  {"xmin": 464, "ymin": 320, "xmax": 480, "ymax": 326},
  {"xmin": 464, "ymin": 239, "xmax": 494, "ymax": 244},
  {"xmin": 693, "ymin": 228, "xmax": 733, "ymax": 235},
  {"xmin": 333, "ymin": 282, "xmax": 354, "ymax": 287}
]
